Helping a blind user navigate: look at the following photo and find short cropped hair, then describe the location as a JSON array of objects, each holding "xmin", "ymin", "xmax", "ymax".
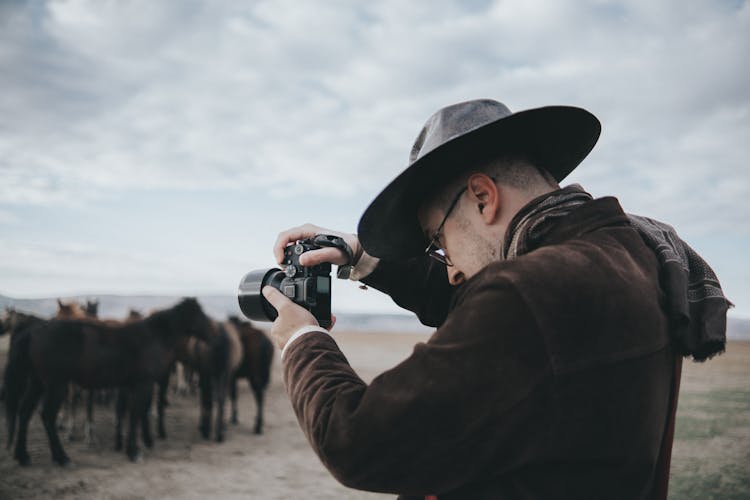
[{"xmin": 427, "ymin": 155, "xmax": 559, "ymax": 211}]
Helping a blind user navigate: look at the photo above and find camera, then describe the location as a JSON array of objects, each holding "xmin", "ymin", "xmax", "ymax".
[{"xmin": 237, "ymin": 234, "xmax": 350, "ymax": 328}]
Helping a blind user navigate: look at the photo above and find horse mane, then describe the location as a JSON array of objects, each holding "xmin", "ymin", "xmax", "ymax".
[
  {"xmin": 3, "ymin": 310, "xmax": 46, "ymax": 336},
  {"xmin": 142, "ymin": 297, "xmax": 208, "ymax": 340},
  {"xmin": 145, "ymin": 298, "xmax": 194, "ymax": 323}
]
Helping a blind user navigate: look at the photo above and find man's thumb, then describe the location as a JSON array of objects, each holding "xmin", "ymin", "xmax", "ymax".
[{"xmin": 262, "ymin": 286, "xmax": 284, "ymax": 308}]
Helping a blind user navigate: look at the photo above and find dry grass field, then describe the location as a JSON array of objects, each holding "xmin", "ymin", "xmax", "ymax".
[
  {"xmin": 0, "ymin": 332, "xmax": 747, "ymax": 499},
  {"xmin": 670, "ymin": 340, "xmax": 750, "ymax": 499}
]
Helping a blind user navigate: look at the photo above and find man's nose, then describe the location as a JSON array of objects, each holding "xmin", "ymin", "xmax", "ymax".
[{"xmin": 447, "ymin": 266, "xmax": 465, "ymax": 286}]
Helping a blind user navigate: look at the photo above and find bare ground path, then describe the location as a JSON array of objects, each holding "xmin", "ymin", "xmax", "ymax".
[{"xmin": 1, "ymin": 333, "xmax": 748, "ymax": 499}]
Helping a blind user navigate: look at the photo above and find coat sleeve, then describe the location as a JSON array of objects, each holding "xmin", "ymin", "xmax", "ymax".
[
  {"xmin": 360, "ymin": 255, "xmax": 455, "ymax": 327},
  {"xmin": 282, "ymin": 278, "xmax": 552, "ymax": 496}
]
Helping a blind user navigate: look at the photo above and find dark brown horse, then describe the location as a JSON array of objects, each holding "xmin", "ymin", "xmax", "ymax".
[
  {"xmin": 112, "ymin": 308, "xmax": 177, "ymax": 444},
  {"xmin": 1, "ymin": 309, "xmax": 46, "ymax": 336},
  {"xmin": 55, "ymin": 299, "xmax": 94, "ymax": 443},
  {"xmin": 227, "ymin": 316, "xmax": 274, "ymax": 435},
  {"xmin": 5, "ymin": 297, "xmax": 212, "ymax": 466},
  {"xmin": 176, "ymin": 319, "xmax": 243, "ymax": 442},
  {"xmin": 1, "ymin": 309, "xmax": 47, "ymax": 403}
]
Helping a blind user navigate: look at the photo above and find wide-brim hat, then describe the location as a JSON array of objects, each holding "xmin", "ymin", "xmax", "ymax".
[{"xmin": 357, "ymin": 99, "xmax": 601, "ymax": 260}]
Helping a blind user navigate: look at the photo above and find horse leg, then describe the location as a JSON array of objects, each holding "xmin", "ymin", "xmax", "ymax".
[
  {"xmin": 157, "ymin": 373, "xmax": 169, "ymax": 439},
  {"xmin": 126, "ymin": 384, "xmax": 149, "ymax": 462},
  {"xmin": 114, "ymin": 387, "xmax": 128, "ymax": 451},
  {"xmin": 214, "ymin": 374, "xmax": 227, "ymax": 443},
  {"xmin": 174, "ymin": 362, "xmax": 186, "ymax": 396},
  {"xmin": 230, "ymin": 376, "xmax": 239, "ymax": 425},
  {"xmin": 188, "ymin": 367, "xmax": 198, "ymax": 396},
  {"xmin": 14, "ymin": 377, "xmax": 43, "ymax": 466},
  {"xmin": 141, "ymin": 385, "xmax": 154, "ymax": 449},
  {"xmin": 41, "ymin": 382, "xmax": 72, "ymax": 466},
  {"xmin": 84, "ymin": 389, "xmax": 95, "ymax": 446},
  {"xmin": 59, "ymin": 383, "xmax": 73, "ymax": 439},
  {"xmin": 65, "ymin": 384, "xmax": 81, "ymax": 442},
  {"xmin": 250, "ymin": 379, "xmax": 265, "ymax": 435},
  {"xmin": 198, "ymin": 373, "xmax": 211, "ymax": 440}
]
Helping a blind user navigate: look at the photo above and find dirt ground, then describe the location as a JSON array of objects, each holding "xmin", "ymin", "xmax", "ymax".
[
  {"xmin": 0, "ymin": 331, "xmax": 428, "ymax": 500},
  {"xmin": 0, "ymin": 332, "xmax": 748, "ymax": 500}
]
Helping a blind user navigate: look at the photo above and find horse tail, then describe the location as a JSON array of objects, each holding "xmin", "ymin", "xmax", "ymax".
[
  {"xmin": 4, "ymin": 329, "xmax": 32, "ymax": 449},
  {"xmin": 257, "ymin": 331, "xmax": 274, "ymax": 390},
  {"xmin": 211, "ymin": 324, "xmax": 230, "ymax": 377}
]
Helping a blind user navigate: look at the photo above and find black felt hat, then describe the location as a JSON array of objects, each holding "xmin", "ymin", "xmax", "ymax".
[{"xmin": 357, "ymin": 99, "xmax": 601, "ymax": 260}]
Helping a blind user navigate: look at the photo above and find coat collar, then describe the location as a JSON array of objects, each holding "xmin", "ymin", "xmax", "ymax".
[{"xmin": 537, "ymin": 196, "xmax": 630, "ymax": 246}]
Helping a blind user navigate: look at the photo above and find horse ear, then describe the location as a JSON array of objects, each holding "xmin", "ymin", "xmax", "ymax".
[{"xmin": 57, "ymin": 299, "xmax": 63, "ymax": 308}]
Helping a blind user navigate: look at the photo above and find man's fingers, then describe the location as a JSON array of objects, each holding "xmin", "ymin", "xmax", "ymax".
[
  {"xmin": 299, "ymin": 247, "xmax": 348, "ymax": 267},
  {"xmin": 262, "ymin": 286, "xmax": 290, "ymax": 311},
  {"xmin": 273, "ymin": 224, "xmax": 321, "ymax": 264}
]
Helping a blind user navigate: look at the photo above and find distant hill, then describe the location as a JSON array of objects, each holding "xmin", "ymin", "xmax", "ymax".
[
  {"xmin": 0, "ymin": 294, "xmax": 433, "ymax": 333},
  {"xmin": 0, "ymin": 293, "xmax": 239, "ymax": 322},
  {"xmin": 0, "ymin": 293, "xmax": 746, "ymax": 338},
  {"xmin": 728, "ymin": 316, "xmax": 750, "ymax": 340}
]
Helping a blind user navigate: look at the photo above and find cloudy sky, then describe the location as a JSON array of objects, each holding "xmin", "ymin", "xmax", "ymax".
[{"xmin": 1, "ymin": 0, "xmax": 748, "ymax": 317}]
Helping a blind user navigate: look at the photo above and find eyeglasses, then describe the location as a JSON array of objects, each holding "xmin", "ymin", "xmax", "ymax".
[{"xmin": 424, "ymin": 186, "xmax": 467, "ymax": 266}]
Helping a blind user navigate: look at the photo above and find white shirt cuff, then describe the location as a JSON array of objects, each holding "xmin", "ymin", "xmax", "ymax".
[
  {"xmin": 349, "ymin": 250, "xmax": 380, "ymax": 281},
  {"xmin": 281, "ymin": 325, "xmax": 329, "ymax": 361}
]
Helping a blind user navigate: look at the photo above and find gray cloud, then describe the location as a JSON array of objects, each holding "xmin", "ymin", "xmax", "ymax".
[{"xmin": 1, "ymin": 0, "xmax": 748, "ymax": 229}]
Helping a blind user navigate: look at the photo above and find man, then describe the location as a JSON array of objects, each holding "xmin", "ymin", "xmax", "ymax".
[{"xmin": 262, "ymin": 100, "xmax": 729, "ymax": 499}]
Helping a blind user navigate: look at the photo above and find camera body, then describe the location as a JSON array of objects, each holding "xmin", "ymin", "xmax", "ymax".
[
  {"xmin": 277, "ymin": 240, "xmax": 332, "ymax": 326},
  {"xmin": 238, "ymin": 235, "xmax": 343, "ymax": 329}
]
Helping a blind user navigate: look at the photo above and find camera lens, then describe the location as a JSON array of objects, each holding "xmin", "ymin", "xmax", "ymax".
[{"xmin": 237, "ymin": 268, "xmax": 285, "ymax": 322}]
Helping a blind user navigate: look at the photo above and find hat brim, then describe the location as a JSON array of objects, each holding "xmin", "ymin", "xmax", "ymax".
[{"xmin": 357, "ymin": 105, "xmax": 601, "ymax": 260}]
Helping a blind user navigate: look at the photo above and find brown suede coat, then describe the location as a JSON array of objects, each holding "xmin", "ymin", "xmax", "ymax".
[{"xmin": 283, "ymin": 197, "xmax": 675, "ymax": 499}]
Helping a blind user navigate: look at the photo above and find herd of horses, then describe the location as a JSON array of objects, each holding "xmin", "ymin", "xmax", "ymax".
[{"xmin": 0, "ymin": 298, "xmax": 274, "ymax": 467}]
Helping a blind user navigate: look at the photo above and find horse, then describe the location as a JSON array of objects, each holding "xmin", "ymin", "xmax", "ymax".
[
  {"xmin": 176, "ymin": 319, "xmax": 244, "ymax": 442},
  {"xmin": 5, "ymin": 297, "xmax": 213, "ymax": 466},
  {"xmin": 227, "ymin": 316, "xmax": 274, "ymax": 435},
  {"xmin": 83, "ymin": 299, "xmax": 99, "ymax": 318},
  {"xmin": 74, "ymin": 298, "xmax": 111, "ymax": 443},
  {"xmin": 56, "ymin": 299, "xmax": 86, "ymax": 319},
  {"xmin": 55, "ymin": 300, "xmax": 88, "ymax": 441},
  {"xmin": 1, "ymin": 309, "xmax": 46, "ymax": 336},
  {"xmin": 112, "ymin": 308, "xmax": 180, "ymax": 443},
  {"xmin": 1, "ymin": 309, "xmax": 47, "ymax": 403}
]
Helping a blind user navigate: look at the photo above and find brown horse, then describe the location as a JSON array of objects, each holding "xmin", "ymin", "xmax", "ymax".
[
  {"xmin": 227, "ymin": 316, "xmax": 274, "ymax": 435},
  {"xmin": 113, "ymin": 308, "xmax": 180, "ymax": 444},
  {"xmin": 5, "ymin": 297, "xmax": 213, "ymax": 466},
  {"xmin": 1, "ymin": 309, "xmax": 47, "ymax": 403},
  {"xmin": 1, "ymin": 309, "xmax": 46, "ymax": 336},
  {"xmin": 55, "ymin": 300, "xmax": 93, "ymax": 442},
  {"xmin": 175, "ymin": 319, "xmax": 243, "ymax": 442},
  {"xmin": 56, "ymin": 299, "xmax": 86, "ymax": 319}
]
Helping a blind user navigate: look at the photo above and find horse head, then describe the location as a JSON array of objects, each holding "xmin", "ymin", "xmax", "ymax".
[
  {"xmin": 84, "ymin": 299, "xmax": 99, "ymax": 318},
  {"xmin": 127, "ymin": 309, "xmax": 143, "ymax": 322},
  {"xmin": 170, "ymin": 297, "xmax": 213, "ymax": 342},
  {"xmin": 3, "ymin": 309, "xmax": 44, "ymax": 335},
  {"xmin": 56, "ymin": 299, "xmax": 86, "ymax": 319}
]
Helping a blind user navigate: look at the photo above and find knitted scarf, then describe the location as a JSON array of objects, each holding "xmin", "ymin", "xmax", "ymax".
[{"xmin": 502, "ymin": 184, "xmax": 730, "ymax": 361}]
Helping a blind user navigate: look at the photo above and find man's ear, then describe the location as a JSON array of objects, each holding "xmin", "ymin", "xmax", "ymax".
[{"xmin": 466, "ymin": 173, "xmax": 499, "ymax": 223}]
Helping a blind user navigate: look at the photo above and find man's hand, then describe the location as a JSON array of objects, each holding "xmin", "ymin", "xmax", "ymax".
[
  {"xmin": 273, "ymin": 223, "xmax": 362, "ymax": 268},
  {"xmin": 262, "ymin": 286, "xmax": 336, "ymax": 350}
]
